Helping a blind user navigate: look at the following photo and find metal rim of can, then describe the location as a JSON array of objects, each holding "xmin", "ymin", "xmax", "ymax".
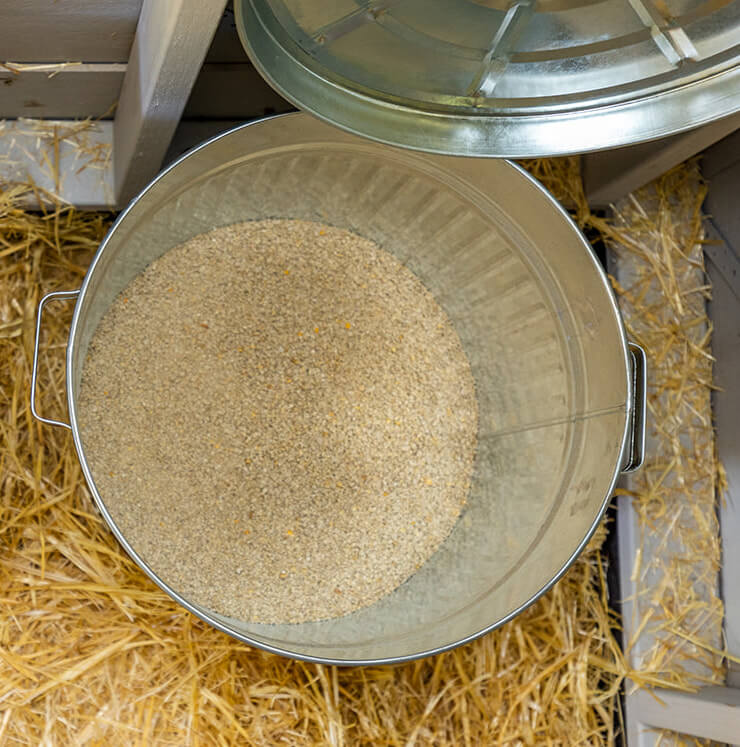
[{"xmin": 47, "ymin": 114, "xmax": 636, "ymax": 665}]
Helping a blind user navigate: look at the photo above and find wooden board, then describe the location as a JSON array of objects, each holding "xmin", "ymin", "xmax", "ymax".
[
  {"xmin": 706, "ymin": 234, "xmax": 740, "ymax": 691},
  {"xmin": 0, "ymin": 65, "xmax": 125, "ymax": 119},
  {"xmin": 0, "ymin": 119, "xmax": 113, "ymax": 208},
  {"xmin": 113, "ymin": 0, "xmax": 229, "ymax": 203},
  {"xmin": 0, "ymin": 62, "xmax": 286, "ymax": 121},
  {"xmin": 0, "ymin": 0, "xmax": 142, "ymax": 63},
  {"xmin": 630, "ymin": 687, "xmax": 740, "ymax": 745},
  {"xmin": 583, "ymin": 113, "xmax": 740, "ymax": 207},
  {"xmin": 703, "ymin": 134, "xmax": 740, "ymax": 690}
]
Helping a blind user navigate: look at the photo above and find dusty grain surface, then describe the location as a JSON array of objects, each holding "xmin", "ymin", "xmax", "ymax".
[{"xmin": 78, "ymin": 219, "xmax": 478, "ymax": 623}]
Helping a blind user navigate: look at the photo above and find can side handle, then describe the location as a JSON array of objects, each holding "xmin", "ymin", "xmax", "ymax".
[
  {"xmin": 622, "ymin": 342, "xmax": 647, "ymax": 473},
  {"xmin": 31, "ymin": 289, "xmax": 80, "ymax": 430}
]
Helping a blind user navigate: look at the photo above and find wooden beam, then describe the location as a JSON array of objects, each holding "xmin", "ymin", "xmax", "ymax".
[
  {"xmin": 583, "ymin": 113, "xmax": 740, "ymax": 207},
  {"xmin": 631, "ymin": 687, "xmax": 740, "ymax": 744},
  {"xmin": 0, "ymin": 62, "xmax": 288, "ymax": 122},
  {"xmin": 703, "ymin": 154, "xmax": 740, "ymax": 687},
  {"xmin": 183, "ymin": 64, "xmax": 293, "ymax": 119},
  {"xmin": 0, "ymin": 0, "xmax": 142, "ymax": 63},
  {"xmin": 113, "ymin": 0, "xmax": 228, "ymax": 205},
  {"xmin": 0, "ymin": 64, "xmax": 125, "ymax": 120}
]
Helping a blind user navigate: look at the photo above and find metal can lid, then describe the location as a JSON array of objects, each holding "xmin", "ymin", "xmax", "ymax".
[{"xmin": 235, "ymin": 0, "xmax": 740, "ymax": 157}]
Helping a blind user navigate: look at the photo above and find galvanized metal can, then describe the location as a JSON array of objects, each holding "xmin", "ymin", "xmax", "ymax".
[{"xmin": 31, "ymin": 113, "xmax": 645, "ymax": 664}]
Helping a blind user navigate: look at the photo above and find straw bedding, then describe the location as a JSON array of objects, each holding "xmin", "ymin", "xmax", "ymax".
[
  {"xmin": 591, "ymin": 163, "xmax": 728, "ymax": 747},
  {"xmin": 595, "ymin": 164, "xmax": 725, "ymax": 692},
  {"xmin": 0, "ymin": 155, "xmax": 722, "ymax": 744}
]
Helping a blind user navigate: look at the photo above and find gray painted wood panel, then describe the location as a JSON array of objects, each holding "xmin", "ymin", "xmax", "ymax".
[
  {"xmin": 631, "ymin": 687, "xmax": 740, "ymax": 744},
  {"xmin": 703, "ymin": 140, "xmax": 740, "ymax": 690},
  {"xmin": 0, "ymin": 1, "xmax": 142, "ymax": 63},
  {"xmin": 113, "ymin": 0, "xmax": 228, "ymax": 203},
  {"xmin": 0, "ymin": 65, "xmax": 125, "ymax": 119},
  {"xmin": 583, "ymin": 114, "xmax": 740, "ymax": 207},
  {"xmin": 0, "ymin": 63, "xmax": 287, "ymax": 121},
  {"xmin": 0, "ymin": 119, "xmax": 113, "ymax": 208}
]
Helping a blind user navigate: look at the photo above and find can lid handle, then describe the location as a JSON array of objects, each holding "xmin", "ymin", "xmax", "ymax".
[{"xmin": 31, "ymin": 289, "xmax": 80, "ymax": 430}]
